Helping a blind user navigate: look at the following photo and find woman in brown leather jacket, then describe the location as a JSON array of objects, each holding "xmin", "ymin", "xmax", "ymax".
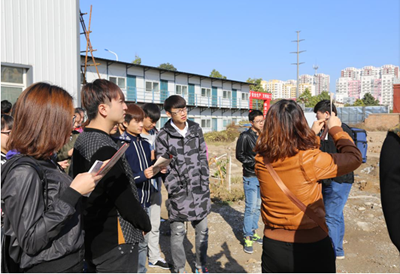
[{"xmin": 254, "ymin": 99, "xmax": 362, "ymax": 273}]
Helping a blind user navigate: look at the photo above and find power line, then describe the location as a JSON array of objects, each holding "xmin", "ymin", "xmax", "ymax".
[{"xmin": 291, "ymin": 31, "xmax": 306, "ymax": 98}]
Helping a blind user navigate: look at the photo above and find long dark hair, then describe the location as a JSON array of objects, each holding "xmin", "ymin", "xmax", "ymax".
[{"xmin": 254, "ymin": 99, "xmax": 319, "ymax": 162}]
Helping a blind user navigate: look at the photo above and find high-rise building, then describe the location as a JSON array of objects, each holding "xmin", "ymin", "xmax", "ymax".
[
  {"xmin": 314, "ymin": 73, "xmax": 330, "ymax": 95},
  {"xmin": 336, "ymin": 64, "xmax": 399, "ymax": 109}
]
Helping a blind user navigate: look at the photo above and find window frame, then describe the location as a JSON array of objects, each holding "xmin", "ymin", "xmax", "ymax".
[
  {"xmin": 201, "ymin": 119, "xmax": 211, "ymax": 128},
  {"xmin": 1, "ymin": 65, "xmax": 28, "ymax": 104},
  {"xmin": 146, "ymin": 81, "xmax": 160, "ymax": 93},
  {"xmin": 201, "ymin": 87, "xmax": 211, "ymax": 97},
  {"xmin": 109, "ymin": 76, "xmax": 126, "ymax": 89},
  {"xmin": 175, "ymin": 84, "xmax": 188, "ymax": 96}
]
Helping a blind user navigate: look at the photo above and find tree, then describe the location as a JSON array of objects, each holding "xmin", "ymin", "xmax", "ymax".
[
  {"xmin": 298, "ymin": 88, "xmax": 313, "ymax": 106},
  {"xmin": 210, "ymin": 69, "xmax": 227, "ymax": 79},
  {"xmin": 132, "ymin": 55, "xmax": 141, "ymax": 65},
  {"xmin": 158, "ymin": 63, "xmax": 177, "ymax": 71},
  {"xmin": 246, "ymin": 78, "xmax": 266, "ymax": 92},
  {"xmin": 353, "ymin": 99, "xmax": 365, "ymax": 107},
  {"xmin": 362, "ymin": 92, "xmax": 380, "ymax": 106},
  {"xmin": 317, "ymin": 91, "xmax": 330, "ymax": 101}
]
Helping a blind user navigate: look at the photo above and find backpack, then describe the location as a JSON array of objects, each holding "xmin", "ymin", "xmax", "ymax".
[
  {"xmin": 350, "ymin": 127, "xmax": 368, "ymax": 163},
  {"xmin": 1, "ymin": 155, "xmax": 48, "ymax": 273}
]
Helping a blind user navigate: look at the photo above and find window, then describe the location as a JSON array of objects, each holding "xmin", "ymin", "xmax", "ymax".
[
  {"xmin": 146, "ymin": 81, "xmax": 159, "ymax": 92},
  {"xmin": 109, "ymin": 76, "xmax": 126, "ymax": 89},
  {"xmin": 242, "ymin": 93, "xmax": 249, "ymax": 100},
  {"xmin": 223, "ymin": 90, "xmax": 231, "ymax": 99},
  {"xmin": 201, "ymin": 119, "xmax": 211, "ymax": 128},
  {"xmin": 201, "ymin": 88, "xmax": 211, "ymax": 97},
  {"xmin": 176, "ymin": 85, "xmax": 188, "ymax": 96},
  {"xmin": 1, "ymin": 66, "xmax": 26, "ymax": 104},
  {"xmin": 223, "ymin": 119, "xmax": 232, "ymax": 127}
]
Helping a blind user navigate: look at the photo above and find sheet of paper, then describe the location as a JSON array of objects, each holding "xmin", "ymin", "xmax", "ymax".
[{"xmin": 153, "ymin": 156, "xmax": 172, "ymax": 175}]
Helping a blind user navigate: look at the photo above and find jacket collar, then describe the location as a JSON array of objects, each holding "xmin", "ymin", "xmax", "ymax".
[{"xmin": 164, "ymin": 119, "xmax": 197, "ymax": 138}]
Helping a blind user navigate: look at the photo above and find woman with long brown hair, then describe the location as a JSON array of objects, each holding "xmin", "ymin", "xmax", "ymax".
[
  {"xmin": 1, "ymin": 82, "xmax": 101, "ymax": 272},
  {"xmin": 254, "ymin": 99, "xmax": 362, "ymax": 273}
]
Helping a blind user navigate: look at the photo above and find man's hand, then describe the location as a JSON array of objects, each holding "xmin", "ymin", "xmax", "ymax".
[
  {"xmin": 58, "ymin": 160, "xmax": 70, "ymax": 170},
  {"xmin": 311, "ymin": 118, "xmax": 326, "ymax": 135},
  {"xmin": 144, "ymin": 166, "xmax": 154, "ymax": 179}
]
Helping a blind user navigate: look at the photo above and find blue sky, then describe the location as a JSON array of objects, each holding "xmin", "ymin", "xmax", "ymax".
[{"xmin": 80, "ymin": 0, "xmax": 399, "ymax": 93}]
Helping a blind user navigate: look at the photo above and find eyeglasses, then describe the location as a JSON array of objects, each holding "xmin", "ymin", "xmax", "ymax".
[
  {"xmin": 170, "ymin": 107, "xmax": 187, "ymax": 115},
  {"xmin": 72, "ymin": 115, "xmax": 76, "ymax": 126},
  {"xmin": 253, "ymin": 119, "xmax": 265, "ymax": 124},
  {"xmin": 1, "ymin": 131, "xmax": 11, "ymax": 136}
]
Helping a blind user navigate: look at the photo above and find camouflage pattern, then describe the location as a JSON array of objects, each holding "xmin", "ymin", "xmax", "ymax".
[{"xmin": 155, "ymin": 119, "xmax": 210, "ymax": 222}]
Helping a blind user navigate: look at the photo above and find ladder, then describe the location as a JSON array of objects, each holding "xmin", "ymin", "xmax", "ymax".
[{"xmin": 80, "ymin": 5, "xmax": 101, "ymax": 84}]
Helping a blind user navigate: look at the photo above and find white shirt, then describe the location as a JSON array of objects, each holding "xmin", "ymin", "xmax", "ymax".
[{"xmin": 171, "ymin": 120, "xmax": 188, "ymax": 137}]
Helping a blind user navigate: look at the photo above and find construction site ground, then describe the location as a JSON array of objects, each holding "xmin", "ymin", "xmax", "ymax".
[{"xmin": 149, "ymin": 131, "xmax": 399, "ymax": 273}]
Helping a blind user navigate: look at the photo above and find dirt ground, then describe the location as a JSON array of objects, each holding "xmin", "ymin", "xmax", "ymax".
[{"xmin": 148, "ymin": 131, "xmax": 399, "ymax": 273}]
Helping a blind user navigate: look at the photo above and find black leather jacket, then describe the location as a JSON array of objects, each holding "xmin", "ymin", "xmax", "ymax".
[
  {"xmin": 319, "ymin": 123, "xmax": 355, "ymax": 185},
  {"xmin": 1, "ymin": 156, "xmax": 84, "ymax": 269},
  {"xmin": 236, "ymin": 128, "xmax": 258, "ymax": 177}
]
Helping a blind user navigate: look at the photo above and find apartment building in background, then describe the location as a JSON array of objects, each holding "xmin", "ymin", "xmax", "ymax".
[
  {"xmin": 336, "ymin": 64, "xmax": 399, "ymax": 109},
  {"xmin": 262, "ymin": 72, "xmax": 328, "ymax": 100}
]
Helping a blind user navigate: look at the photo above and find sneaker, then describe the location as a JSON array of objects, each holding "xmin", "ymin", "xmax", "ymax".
[
  {"xmin": 195, "ymin": 266, "xmax": 209, "ymax": 273},
  {"xmin": 243, "ymin": 237, "xmax": 253, "ymax": 254},
  {"xmin": 149, "ymin": 259, "xmax": 170, "ymax": 270},
  {"xmin": 251, "ymin": 233, "xmax": 263, "ymax": 245},
  {"xmin": 336, "ymin": 255, "xmax": 345, "ymax": 260}
]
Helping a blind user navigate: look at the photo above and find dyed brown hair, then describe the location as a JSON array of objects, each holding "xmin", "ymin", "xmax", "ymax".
[
  {"xmin": 81, "ymin": 79, "xmax": 125, "ymax": 121},
  {"xmin": 8, "ymin": 82, "xmax": 74, "ymax": 159},
  {"xmin": 254, "ymin": 99, "xmax": 319, "ymax": 162},
  {"xmin": 125, "ymin": 103, "xmax": 145, "ymax": 124}
]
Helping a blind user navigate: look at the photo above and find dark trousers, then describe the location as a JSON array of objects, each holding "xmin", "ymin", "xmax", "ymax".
[
  {"xmin": 262, "ymin": 236, "xmax": 336, "ymax": 273},
  {"xmin": 87, "ymin": 243, "xmax": 139, "ymax": 273}
]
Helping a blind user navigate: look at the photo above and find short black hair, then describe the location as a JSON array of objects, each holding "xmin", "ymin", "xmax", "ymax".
[
  {"xmin": 125, "ymin": 103, "xmax": 145, "ymax": 124},
  {"xmin": 313, "ymin": 100, "xmax": 337, "ymax": 115},
  {"xmin": 249, "ymin": 109, "xmax": 263, "ymax": 122},
  {"xmin": 142, "ymin": 103, "xmax": 161, "ymax": 122},
  {"xmin": 1, "ymin": 114, "xmax": 13, "ymax": 131},
  {"xmin": 164, "ymin": 95, "xmax": 186, "ymax": 113},
  {"xmin": 1, "ymin": 100, "xmax": 12, "ymax": 114}
]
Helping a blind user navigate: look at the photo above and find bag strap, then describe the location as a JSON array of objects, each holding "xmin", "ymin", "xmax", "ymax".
[
  {"xmin": 1, "ymin": 155, "xmax": 49, "ymax": 209},
  {"xmin": 263, "ymin": 156, "xmax": 329, "ymax": 235}
]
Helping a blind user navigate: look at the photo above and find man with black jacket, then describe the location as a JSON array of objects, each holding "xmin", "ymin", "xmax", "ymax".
[
  {"xmin": 236, "ymin": 110, "xmax": 264, "ymax": 254},
  {"xmin": 314, "ymin": 100, "xmax": 355, "ymax": 260},
  {"xmin": 72, "ymin": 79, "xmax": 151, "ymax": 272}
]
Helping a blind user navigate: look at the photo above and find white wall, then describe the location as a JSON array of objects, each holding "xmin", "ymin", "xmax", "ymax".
[{"xmin": 1, "ymin": 0, "xmax": 80, "ymax": 105}]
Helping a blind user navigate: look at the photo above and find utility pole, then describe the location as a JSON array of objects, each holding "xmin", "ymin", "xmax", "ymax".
[{"xmin": 291, "ymin": 31, "xmax": 305, "ymax": 98}]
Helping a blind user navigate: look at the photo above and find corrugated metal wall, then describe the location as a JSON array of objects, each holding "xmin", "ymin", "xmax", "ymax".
[{"xmin": 1, "ymin": 0, "xmax": 81, "ymax": 105}]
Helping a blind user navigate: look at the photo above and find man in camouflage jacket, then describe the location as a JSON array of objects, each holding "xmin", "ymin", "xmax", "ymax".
[{"xmin": 155, "ymin": 95, "xmax": 210, "ymax": 273}]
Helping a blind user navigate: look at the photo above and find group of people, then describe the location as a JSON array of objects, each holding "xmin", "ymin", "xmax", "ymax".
[
  {"xmin": 1, "ymin": 80, "xmax": 399, "ymax": 273},
  {"xmin": 1, "ymin": 80, "xmax": 210, "ymax": 273}
]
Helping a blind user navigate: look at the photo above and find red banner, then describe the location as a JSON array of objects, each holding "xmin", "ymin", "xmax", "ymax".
[{"xmin": 249, "ymin": 91, "xmax": 272, "ymax": 116}]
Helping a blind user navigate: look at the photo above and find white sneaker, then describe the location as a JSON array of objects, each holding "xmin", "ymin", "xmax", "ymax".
[{"xmin": 336, "ymin": 255, "xmax": 345, "ymax": 260}]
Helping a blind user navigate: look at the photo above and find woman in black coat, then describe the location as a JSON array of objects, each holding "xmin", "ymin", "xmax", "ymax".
[{"xmin": 1, "ymin": 82, "xmax": 102, "ymax": 272}]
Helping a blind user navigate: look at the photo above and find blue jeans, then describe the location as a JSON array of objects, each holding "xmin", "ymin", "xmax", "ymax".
[
  {"xmin": 243, "ymin": 176, "xmax": 261, "ymax": 238},
  {"xmin": 322, "ymin": 181, "xmax": 352, "ymax": 257}
]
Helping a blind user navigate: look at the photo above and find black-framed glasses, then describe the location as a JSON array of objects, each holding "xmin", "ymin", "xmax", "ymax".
[
  {"xmin": 170, "ymin": 107, "xmax": 187, "ymax": 115},
  {"xmin": 253, "ymin": 119, "xmax": 265, "ymax": 124},
  {"xmin": 72, "ymin": 115, "xmax": 76, "ymax": 126},
  {"xmin": 1, "ymin": 131, "xmax": 11, "ymax": 136}
]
